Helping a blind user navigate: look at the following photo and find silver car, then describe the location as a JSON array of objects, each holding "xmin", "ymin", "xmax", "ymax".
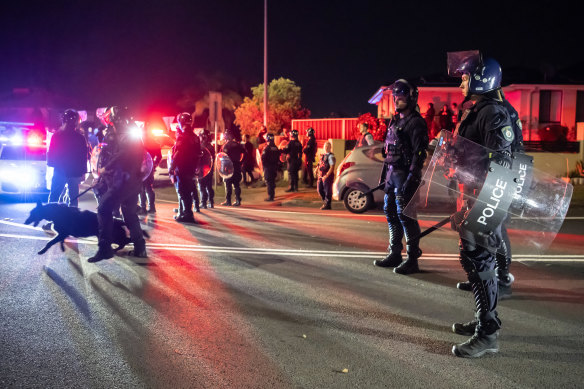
[{"xmin": 333, "ymin": 141, "xmax": 456, "ymax": 213}]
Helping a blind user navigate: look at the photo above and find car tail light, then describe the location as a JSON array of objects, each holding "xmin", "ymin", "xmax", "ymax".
[{"xmin": 338, "ymin": 161, "xmax": 355, "ymax": 176}]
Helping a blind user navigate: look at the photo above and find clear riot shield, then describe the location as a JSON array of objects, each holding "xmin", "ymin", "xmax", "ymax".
[
  {"xmin": 141, "ymin": 151, "xmax": 153, "ymax": 181},
  {"xmin": 216, "ymin": 152, "xmax": 234, "ymax": 179},
  {"xmin": 256, "ymin": 143, "xmax": 267, "ymax": 173},
  {"xmin": 404, "ymin": 130, "xmax": 573, "ymax": 255},
  {"xmin": 278, "ymin": 139, "xmax": 289, "ymax": 163},
  {"xmin": 196, "ymin": 147, "xmax": 213, "ymax": 178}
]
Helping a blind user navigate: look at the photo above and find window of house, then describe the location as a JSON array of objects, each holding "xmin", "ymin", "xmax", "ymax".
[
  {"xmin": 539, "ymin": 90, "xmax": 562, "ymax": 123},
  {"xmin": 576, "ymin": 91, "xmax": 584, "ymax": 123}
]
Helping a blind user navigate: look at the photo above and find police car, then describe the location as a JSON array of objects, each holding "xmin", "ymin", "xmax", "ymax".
[{"xmin": 0, "ymin": 122, "xmax": 51, "ymax": 196}]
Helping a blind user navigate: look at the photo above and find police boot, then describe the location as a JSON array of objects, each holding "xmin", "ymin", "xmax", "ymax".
[
  {"xmin": 374, "ymin": 250, "xmax": 402, "ymax": 268},
  {"xmin": 175, "ymin": 213, "xmax": 196, "ymax": 223},
  {"xmin": 209, "ymin": 198, "xmax": 214, "ymax": 208},
  {"xmin": 394, "ymin": 244, "xmax": 422, "ymax": 275},
  {"xmin": 221, "ymin": 199, "xmax": 231, "ymax": 206},
  {"xmin": 138, "ymin": 206, "xmax": 147, "ymax": 215},
  {"xmin": 320, "ymin": 201, "xmax": 331, "ymax": 210},
  {"xmin": 452, "ymin": 319, "xmax": 500, "ymax": 358},
  {"xmin": 88, "ymin": 245, "xmax": 114, "ymax": 263},
  {"xmin": 129, "ymin": 244, "xmax": 148, "ymax": 258},
  {"xmin": 148, "ymin": 204, "xmax": 156, "ymax": 214},
  {"xmin": 452, "ymin": 312, "xmax": 479, "ymax": 336},
  {"xmin": 285, "ymin": 187, "xmax": 294, "ymax": 192},
  {"xmin": 264, "ymin": 196, "xmax": 274, "ymax": 201},
  {"xmin": 233, "ymin": 197, "xmax": 241, "ymax": 206},
  {"xmin": 457, "ymin": 281, "xmax": 473, "ymax": 291}
]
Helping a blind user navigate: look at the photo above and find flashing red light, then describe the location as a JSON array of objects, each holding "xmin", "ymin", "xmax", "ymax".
[
  {"xmin": 26, "ymin": 131, "xmax": 44, "ymax": 147},
  {"xmin": 338, "ymin": 161, "xmax": 355, "ymax": 176},
  {"xmin": 151, "ymin": 128, "xmax": 164, "ymax": 136}
]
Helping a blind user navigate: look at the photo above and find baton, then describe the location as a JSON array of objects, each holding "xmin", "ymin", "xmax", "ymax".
[
  {"xmin": 357, "ymin": 182, "xmax": 385, "ymax": 198},
  {"xmin": 69, "ymin": 179, "xmax": 102, "ymax": 202},
  {"xmin": 414, "ymin": 215, "xmax": 452, "ymax": 240}
]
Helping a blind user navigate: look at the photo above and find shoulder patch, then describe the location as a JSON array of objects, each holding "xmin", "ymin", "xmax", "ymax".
[
  {"xmin": 502, "ymin": 126, "xmax": 514, "ymax": 142},
  {"xmin": 516, "ymin": 119, "xmax": 522, "ymax": 130}
]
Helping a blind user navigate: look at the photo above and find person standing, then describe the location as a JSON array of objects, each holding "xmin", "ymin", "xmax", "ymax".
[
  {"xmin": 46, "ymin": 109, "xmax": 89, "ymax": 209},
  {"xmin": 281, "ymin": 129, "xmax": 303, "ymax": 192},
  {"xmin": 241, "ymin": 134, "xmax": 256, "ymax": 186},
  {"xmin": 448, "ymin": 55, "xmax": 514, "ymax": 358},
  {"xmin": 355, "ymin": 122, "xmax": 375, "ymax": 147},
  {"xmin": 138, "ymin": 125, "xmax": 162, "ymax": 214},
  {"xmin": 302, "ymin": 127, "xmax": 317, "ymax": 188},
  {"xmin": 261, "ymin": 133, "xmax": 280, "ymax": 201},
  {"xmin": 88, "ymin": 106, "xmax": 147, "ymax": 262},
  {"xmin": 169, "ymin": 112, "xmax": 201, "ymax": 223},
  {"xmin": 424, "ymin": 102, "xmax": 435, "ymax": 139},
  {"xmin": 221, "ymin": 129, "xmax": 245, "ymax": 206},
  {"xmin": 198, "ymin": 130, "xmax": 215, "ymax": 208},
  {"xmin": 373, "ymin": 79, "xmax": 428, "ymax": 275},
  {"xmin": 316, "ymin": 141, "xmax": 336, "ymax": 210}
]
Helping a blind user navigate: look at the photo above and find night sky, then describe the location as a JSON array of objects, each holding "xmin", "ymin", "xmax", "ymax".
[{"xmin": 1, "ymin": 0, "xmax": 583, "ymax": 119}]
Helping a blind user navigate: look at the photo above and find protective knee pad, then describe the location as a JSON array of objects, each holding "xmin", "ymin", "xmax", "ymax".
[{"xmin": 460, "ymin": 250, "xmax": 499, "ymax": 320}]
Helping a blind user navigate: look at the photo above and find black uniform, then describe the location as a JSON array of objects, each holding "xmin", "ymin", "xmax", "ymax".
[
  {"xmin": 355, "ymin": 131, "xmax": 374, "ymax": 147},
  {"xmin": 317, "ymin": 152, "xmax": 336, "ymax": 209},
  {"xmin": 90, "ymin": 127, "xmax": 146, "ymax": 261},
  {"xmin": 380, "ymin": 111, "xmax": 428, "ymax": 263},
  {"xmin": 199, "ymin": 140, "xmax": 215, "ymax": 208},
  {"xmin": 139, "ymin": 136, "xmax": 162, "ymax": 213},
  {"xmin": 455, "ymin": 97, "xmax": 513, "ymax": 334},
  {"xmin": 170, "ymin": 130, "xmax": 201, "ymax": 220},
  {"xmin": 282, "ymin": 138, "xmax": 303, "ymax": 191},
  {"xmin": 242, "ymin": 140, "xmax": 256, "ymax": 185},
  {"xmin": 222, "ymin": 139, "xmax": 245, "ymax": 206},
  {"xmin": 302, "ymin": 134, "xmax": 317, "ymax": 187},
  {"xmin": 261, "ymin": 141, "xmax": 281, "ymax": 200},
  {"xmin": 47, "ymin": 127, "xmax": 89, "ymax": 207}
]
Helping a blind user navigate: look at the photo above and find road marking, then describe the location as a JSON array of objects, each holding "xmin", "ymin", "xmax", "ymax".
[{"xmin": 2, "ymin": 232, "xmax": 584, "ymax": 262}]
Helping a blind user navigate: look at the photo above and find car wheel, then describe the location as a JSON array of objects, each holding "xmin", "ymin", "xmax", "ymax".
[{"xmin": 343, "ymin": 188, "xmax": 371, "ymax": 213}]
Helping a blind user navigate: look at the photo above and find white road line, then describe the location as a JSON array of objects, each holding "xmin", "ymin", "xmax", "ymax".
[{"xmin": 2, "ymin": 232, "xmax": 584, "ymax": 262}]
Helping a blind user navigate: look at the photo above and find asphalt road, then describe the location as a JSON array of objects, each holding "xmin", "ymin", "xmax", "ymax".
[{"xmin": 1, "ymin": 188, "xmax": 583, "ymax": 388}]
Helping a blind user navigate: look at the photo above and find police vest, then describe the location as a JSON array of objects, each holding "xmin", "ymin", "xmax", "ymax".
[
  {"xmin": 318, "ymin": 153, "xmax": 333, "ymax": 175},
  {"xmin": 383, "ymin": 114, "xmax": 418, "ymax": 168}
]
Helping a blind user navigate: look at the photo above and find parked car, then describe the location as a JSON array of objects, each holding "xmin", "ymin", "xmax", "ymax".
[
  {"xmin": 333, "ymin": 141, "xmax": 457, "ymax": 213},
  {"xmin": 152, "ymin": 133, "xmax": 175, "ymax": 181},
  {"xmin": 0, "ymin": 143, "xmax": 51, "ymax": 196}
]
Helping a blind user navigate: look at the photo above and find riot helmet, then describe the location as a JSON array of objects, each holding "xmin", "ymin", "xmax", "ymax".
[
  {"xmin": 291, "ymin": 129, "xmax": 299, "ymax": 139},
  {"xmin": 176, "ymin": 112, "xmax": 193, "ymax": 133},
  {"xmin": 307, "ymin": 127, "xmax": 315, "ymax": 137},
  {"xmin": 390, "ymin": 79, "xmax": 418, "ymax": 113},
  {"xmin": 62, "ymin": 109, "xmax": 80, "ymax": 126},
  {"xmin": 103, "ymin": 106, "xmax": 130, "ymax": 127},
  {"xmin": 448, "ymin": 51, "xmax": 502, "ymax": 95},
  {"xmin": 266, "ymin": 133, "xmax": 275, "ymax": 143}
]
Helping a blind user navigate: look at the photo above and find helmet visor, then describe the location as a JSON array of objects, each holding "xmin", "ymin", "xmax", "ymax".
[{"xmin": 447, "ymin": 50, "xmax": 481, "ymax": 77}]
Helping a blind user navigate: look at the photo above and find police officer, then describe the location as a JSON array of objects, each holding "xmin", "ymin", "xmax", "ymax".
[
  {"xmin": 355, "ymin": 122, "xmax": 375, "ymax": 147},
  {"xmin": 282, "ymin": 129, "xmax": 303, "ymax": 192},
  {"xmin": 456, "ymin": 90, "xmax": 523, "ymax": 299},
  {"xmin": 241, "ymin": 134, "xmax": 256, "ymax": 186},
  {"xmin": 46, "ymin": 109, "xmax": 89, "ymax": 209},
  {"xmin": 198, "ymin": 130, "xmax": 215, "ymax": 208},
  {"xmin": 261, "ymin": 133, "xmax": 281, "ymax": 201},
  {"xmin": 317, "ymin": 141, "xmax": 336, "ymax": 210},
  {"xmin": 449, "ymin": 56, "xmax": 514, "ymax": 358},
  {"xmin": 89, "ymin": 106, "xmax": 147, "ymax": 262},
  {"xmin": 221, "ymin": 129, "xmax": 245, "ymax": 206},
  {"xmin": 373, "ymin": 79, "xmax": 428, "ymax": 276},
  {"xmin": 302, "ymin": 127, "xmax": 317, "ymax": 188},
  {"xmin": 169, "ymin": 112, "xmax": 201, "ymax": 223},
  {"xmin": 139, "ymin": 124, "xmax": 162, "ymax": 214}
]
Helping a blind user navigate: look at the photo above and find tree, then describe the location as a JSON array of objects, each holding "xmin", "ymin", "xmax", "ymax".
[{"xmin": 234, "ymin": 77, "xmax": 310, "ymax": 136}]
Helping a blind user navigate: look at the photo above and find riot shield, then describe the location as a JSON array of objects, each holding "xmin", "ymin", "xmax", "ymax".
[
  {"xmin": 141, "ymin": 151, "xmax": 153, "ymax": 181},
  {"xmin": 278, "ymin": 139, "xmax": 289, "ymax": 163},
  {"xmin": 256, "ymin": 143, "xmax": 267, "ymax": 173},
  {"xmin": 196, "ymin": 147, "xmax": 213, "ymax": 178},
  {"xmin": 404, "ymin": 130, "xmax": 573, "ymax": 255},
  {"xmin": 216, "ymin": 152, "xmax": 234, "ymax": 179},
  {"xmin": 90, "ymin": 143, "xmax": 106, "ymax": 176}
]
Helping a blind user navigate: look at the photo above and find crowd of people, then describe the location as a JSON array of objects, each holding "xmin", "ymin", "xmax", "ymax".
[{"xmin": 42, "ymin": 51, "xmax": 524, "ymax": 359}]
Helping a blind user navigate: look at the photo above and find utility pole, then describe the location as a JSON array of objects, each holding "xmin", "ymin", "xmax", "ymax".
[{"xmin": 263, "ymin": 0, "xmax": 268, "ymax": 128}]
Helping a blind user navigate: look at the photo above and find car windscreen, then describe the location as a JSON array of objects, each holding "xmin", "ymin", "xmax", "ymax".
[{"xmin": 0, "ymin": 145, "xmax": 46, "ymax": 161}]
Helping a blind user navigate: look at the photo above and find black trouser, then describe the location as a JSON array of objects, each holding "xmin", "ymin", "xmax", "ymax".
[
  {"xmin": 199, "ymin": 174, "xmax": 214, "ymax": 206},
  {"xmin": 382, "ymin": 168, "xmax": 421, "ymax": 254},
  {"xmin": 175, "ymin": 173, "xmax": 195, "ymax": 217},
  {"xmin": 224, "ymin": 170, "xmax": 242, "ymax": 203},
  {"xmin": 302, "ymin": 159, "xmax": 314, "ymax": 186},
  {"xmin": 496, "ymin": 215, "xmax": 512, "ymax": 278},
  {"xmin": 264, "ymin": 168, "xmax": 277, "ymax": 199},
  {"xmin": 49, "ymin": 169, "xmax": 82, "ymax": 207},
  {"xmin": 97, "ymin": 177, "xmax": 145, "ymax": 252},
  {"xmin": 139, "ymin": 168, "xmax": 155, "ymax": 209},
  {"xmin": 242, "ymin": 164, "xmax": 255, "ymax": 184},
  {"xmin": 317, "ymin": 175, "xmax": 334, "ymax": 206}
]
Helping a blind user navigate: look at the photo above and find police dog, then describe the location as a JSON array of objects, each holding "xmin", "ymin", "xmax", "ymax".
[{"xmin": 24, "ymin": 202, "xmax": 149, "ymax": 255}]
